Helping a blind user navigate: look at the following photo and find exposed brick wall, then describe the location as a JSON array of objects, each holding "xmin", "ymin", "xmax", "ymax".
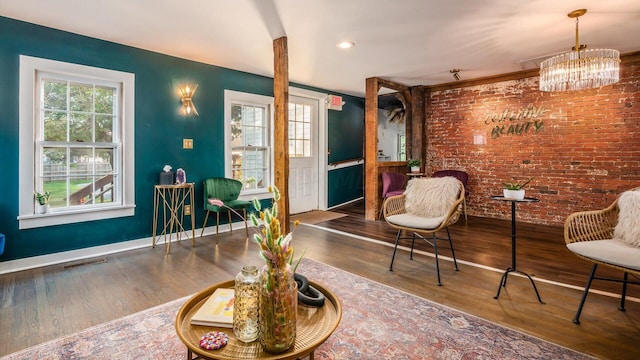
[{"xmin": 425, "ymin": 61, "xmax": 640, "ymax": 226}]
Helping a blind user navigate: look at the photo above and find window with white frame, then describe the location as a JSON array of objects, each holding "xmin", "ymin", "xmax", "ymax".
[
  {"xmin": 224, "ymin": 90, "xmax": 273, "ymax": 198},
  {"xmin": 288, "ymin": 102, "xmax": 312, "ymax": 157},
  {"xmin": 18, "ymin": 56, "xmax": 135, "ymax": 229}
]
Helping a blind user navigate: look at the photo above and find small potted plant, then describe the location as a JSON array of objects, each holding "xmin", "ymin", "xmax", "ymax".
[
  {"xmin": 502, "ymin": 178, "xmax": 533, "ymax": 200},
  {"xmin": 34, "ymin": 191, "xmax": 51, "ymax": 214},
  {"xmin": 407, "ymin": 159, "xmax": 421, "ymax": 173}
]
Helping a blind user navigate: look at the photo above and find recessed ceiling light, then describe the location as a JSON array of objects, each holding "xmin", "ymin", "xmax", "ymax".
[{"xmin": 337, "ymin": 41, "xmax": 354, "ymax": 49}]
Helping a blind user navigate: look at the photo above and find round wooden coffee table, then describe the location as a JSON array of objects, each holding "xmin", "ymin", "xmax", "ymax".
[{"xmin": 176, "ymin": 280, "xmax": 342, "ymax": 360}]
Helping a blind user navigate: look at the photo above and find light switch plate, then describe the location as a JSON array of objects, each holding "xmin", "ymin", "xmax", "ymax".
[
  {"xmin": 184, "ymin": 205, "xmax": 191, "ymax": 215},
  {"xmin": 183, "ymin": 138, "xmax": 193, "ymax": 149}
]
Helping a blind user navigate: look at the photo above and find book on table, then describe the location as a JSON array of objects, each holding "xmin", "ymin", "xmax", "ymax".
[{"xmin": 190, "ymin": 288, "xmax": 235, "ymax": 327}]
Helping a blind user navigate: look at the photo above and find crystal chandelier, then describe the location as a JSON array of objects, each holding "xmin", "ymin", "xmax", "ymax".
[{"xmin": 539, "ymin": 9, "xmax": 620, "ymax": 92}]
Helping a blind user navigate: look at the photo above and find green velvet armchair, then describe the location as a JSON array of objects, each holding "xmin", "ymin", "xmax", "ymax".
[{"xmin": 201, "ymin": 178, "xmax": 251, "ymax": 243}]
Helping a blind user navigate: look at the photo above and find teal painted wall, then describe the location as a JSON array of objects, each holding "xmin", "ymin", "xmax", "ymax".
[
  {"xmin": 328, "ymin": 164, "xmax": 364, "ymax": 207},
  {"xmin": 0, "ymin": 17, "xmax": 364, "ymax": 262},
  {"xmin": 326, "ymin": 96, "xmax": 364, "ymax": 207},
  {"xmin": 328, "ymin": 98, "xmax": 364, "ymax": 164}
]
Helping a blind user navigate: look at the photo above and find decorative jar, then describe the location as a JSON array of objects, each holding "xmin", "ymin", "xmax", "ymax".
[
  {"xmin": 258, "ymin": 262, "xmax": 297, "ymax": 353},
  {"xmin": 233, "ymin": 265, "xmax": 260, "ymax": 342}
]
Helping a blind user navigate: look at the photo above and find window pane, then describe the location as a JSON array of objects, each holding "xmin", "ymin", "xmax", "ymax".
[
  {"xmin": 43, "ymin": 110, "xmax": 67, "ymax": 142},
  {"xmin": 304, "ymin": 122, "xmax": 311, "ymax": 138},
  {"xmin": 231, "ymin": 149, "xmax": 243, "ymax": 182},
  {"xmin": 296, "ymin": 121, "xmax": 304, "ymax": 138},
  {"xmin": 242, "ymin": 106, "xmax": 254, "ymax": 128},
  {"xmin": 42, "ymin": 147, "xmax": 67, "ymax": 208},
  {"xmin": 95, "ymin": 148, "xmax": 114, "ymax": 175},
  {"xmin": 69, "ymin": 113, "xmax": 92, "ymax": 142},
  {"xmin": 234, "ymin": 104, "xmax": 266, "ymax": 147},
  {"xmin": 304, "ymin": 105, "xmax": 310, "ymax": 120},
  {"xmin": 231, "ymin": 106, "xmax": 243, "ymax": 145},
  {"xmin": 69, "ymin": 175, "xmax": 92, "ymax": 205},
  {"xmin": 295, "ymin": 104, "xmax": 304, "ymax": 121},
  {"xmin": 253, "ymin": 107, "xmax": 264, "ymax": 127},
  {"xmin": 69, "ymin": 83, "xmax": 93, "ymax": 112},
  {"xmin": 295, "ymin": 140, "xmax": 305, "ymax": 156},
  {"xmin": 288, "ymin": 102, "xmax": 312, "ymax": 157},
  {"xmin": 89, "ymin": 155, "xmax": 115, "ymax": 205},
  {"xmin": 231, "ymin": 147, "xmax": 267, "ymax": 190},
  {"xmin": 43, "ymin": 79, "xmax": 67, "ymax": 110},
  {"xmin": 95, "ymin": 115, "xmax": 114, "ymax": 142},
  {"xmin": 70, "ymin": 148, "xmax": 94, "ymax": 177},
  {"xmin": 93, "ymin": 173, "xmax": 114, "ymax": 204},
  {"xmin": 95, "ymin": 86, "xmax": 115, "ymax": 114},
  {"xmin": 288, "ymin": 139, "xmax": 295, "ymax": 156}
]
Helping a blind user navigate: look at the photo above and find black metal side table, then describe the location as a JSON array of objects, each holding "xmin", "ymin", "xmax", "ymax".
[{"xmin": 490, "ymin": 196, "xmax": 544, "ymax": 304}]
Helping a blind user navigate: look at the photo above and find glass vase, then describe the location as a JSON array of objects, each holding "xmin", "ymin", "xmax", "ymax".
[
  {"xmin": 258, "ymin": 263, "xmax": 297, "ymax": 353},
  {"xmin": 233, "ymin": 265, "xmax": 260, "ymax": 342}
]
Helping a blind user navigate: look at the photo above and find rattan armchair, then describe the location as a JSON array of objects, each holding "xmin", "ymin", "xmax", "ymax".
[
  {"xmin": 564, "ymin": 187, "xmax": 640, "ymax": 324},
  {"xmin": 384, "ymin": 177, "xmax": 465, "ymax": 286}
]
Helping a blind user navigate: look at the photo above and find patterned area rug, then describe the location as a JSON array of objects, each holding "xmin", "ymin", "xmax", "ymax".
[
  {"xmin": 291, "ymin": 210, "xmax": 348, "ymax": 225},
  {"xmin": 1, "ymin": 259, "xmax": 592, "ymax": 360}
]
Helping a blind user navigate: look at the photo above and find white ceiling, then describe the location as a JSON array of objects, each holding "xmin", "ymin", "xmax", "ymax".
[{"xmin": 2, "ymin": 0, "xmax": 639, "ymax": 97}]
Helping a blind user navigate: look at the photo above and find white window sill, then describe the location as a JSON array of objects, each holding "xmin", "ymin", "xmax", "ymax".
[
  {"xmin": 239, "ymin": 190, "xmax": 273, "ymax": 202},
  {"xmin": 18, "ymin": 205, "xmax": 136, "ymax": 229}
]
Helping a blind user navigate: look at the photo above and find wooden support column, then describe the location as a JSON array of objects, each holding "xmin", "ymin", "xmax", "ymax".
[
  {"xmin": 364, "ymin": 77, "xmax": 415, "ymax": 221},
  {"xmin": 364, "ymin": 77, "xmax": 379, "ymax": 220},
  {"xmin": 273, "ymin": 36, "xmax": 290, "ymax": 234},
  {"xmin": 410, "ymin": 86, "xmax": 425, "ymax": 171}
]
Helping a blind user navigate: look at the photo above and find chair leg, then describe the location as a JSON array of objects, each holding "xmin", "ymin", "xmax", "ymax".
[
  {"xmin": 619, "ymin": 272, "xmax": 629, "ymax": 312},
  {"xmin": 243, "ymin": 209, "xmax": 249, "ymax": 240},
  {"xmin": 463, "ymin": 198, "xmax": 468, "ymax": 222},
  {"xmin": 215, "ymin": 212, "xmax": 220, "ymax": 244},
  {"xmin": 200, "ymin": 210, "xmax": 210, "ymax": 238},
  {"xmin": 228, "ymin": 210, "xmax": 233, "ymax": 233},
  {"xmin": 410, "ymin": 232, "xmax": 416, "ymax": 260},
  {"xmin": 573, "ymin": 264, "xmax": 598, "ymax": 324},
  {"xmin": 378, "ymin": 197, "xmax": 388, "ymax": 220},
  {"xmin": 389, "ymin": 230, "xmax": 402, "ymax": 271},
  {"xmin": 433, "ymin": 233, "xmax": 442, "ymax": 286},
  {"xmin": 446, "ymin": 227, "xmax": 459, "ymax": 271}
]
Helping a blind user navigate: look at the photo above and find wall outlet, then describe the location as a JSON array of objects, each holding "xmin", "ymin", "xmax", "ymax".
[
  {"xmin": 184, "ymin": 205, "xmax": 191, "ymax": 215},
  {"xmin": 183, "ymin": 138, "xmax": 193, "ymax": 149}
]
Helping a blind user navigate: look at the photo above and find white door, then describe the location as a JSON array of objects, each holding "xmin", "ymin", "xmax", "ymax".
[{"xmin": 288, "ymin": 95, "xmax": 318, "ymax": 214}]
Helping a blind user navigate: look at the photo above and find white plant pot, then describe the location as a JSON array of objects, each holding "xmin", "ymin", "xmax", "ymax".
[
  {"xmin": 503, "ymin": 189, "xmax": 525, "ymax": 200},
  {"xmin": 36, "ymin": 203, "xmax": 50, "ymax": 214},
  {"xmin": 410, "ymin": 166, "xmax": 420, "ymax": 173}
]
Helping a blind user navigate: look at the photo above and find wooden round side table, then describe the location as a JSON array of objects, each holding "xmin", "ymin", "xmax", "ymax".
[{"xmin": 176, "ymin": 280, "xmax": 342, "ymax": 360}]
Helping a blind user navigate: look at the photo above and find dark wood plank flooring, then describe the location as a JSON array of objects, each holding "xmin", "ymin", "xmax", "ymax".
[
  {"xmin": 1, "ymin": 200, "xmax": 639, "ymax": 359},
  {"xmin": 325, "ymin": 200, "xmax": 639, "ymax": 297}
]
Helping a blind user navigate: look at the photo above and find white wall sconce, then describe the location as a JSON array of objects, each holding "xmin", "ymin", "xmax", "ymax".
[{"xmin": 178, "ymin": 84, "xmax": 199, "ymax": 116}]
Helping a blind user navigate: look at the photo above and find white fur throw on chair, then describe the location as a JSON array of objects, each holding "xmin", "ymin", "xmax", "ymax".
[
  {"xmin": 405, "ymin": 177, "xmax": 461, "ymax": 217},
  {"xmin": 614, "ymin": 189, "xmax": 640, "ymax": 247}
]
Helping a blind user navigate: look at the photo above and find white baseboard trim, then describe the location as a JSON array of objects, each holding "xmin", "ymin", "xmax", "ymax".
[
  {"xmin": 0, "ymin": 223, "xmax": 238, "ymax": 275},
  {"xmin": 328, "ymin": 197, "xmax": 363, "ymax": 211}
]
